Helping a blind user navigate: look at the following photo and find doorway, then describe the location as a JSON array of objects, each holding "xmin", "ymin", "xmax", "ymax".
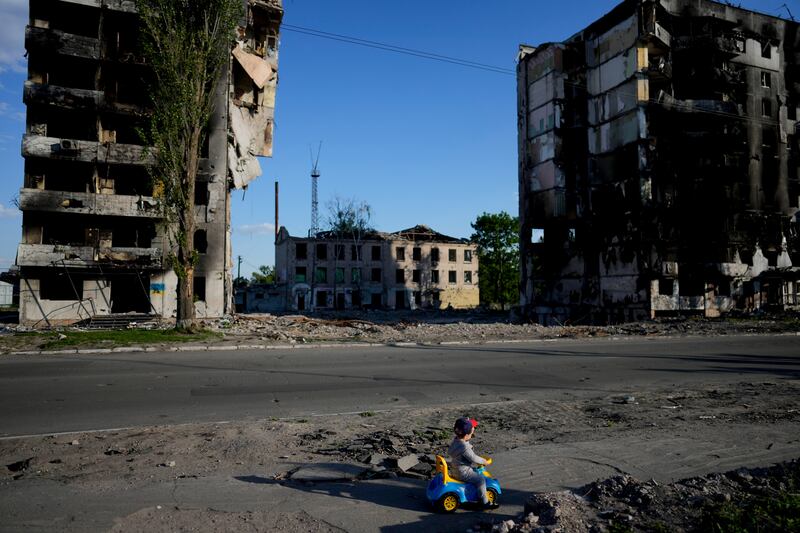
[{"xmin": 110, "ymin": 273, "xmax": 151, "ymax": 313}]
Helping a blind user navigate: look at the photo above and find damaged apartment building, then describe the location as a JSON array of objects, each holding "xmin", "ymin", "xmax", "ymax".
[
  {"xmin": 274, "ymin": 225, "xmax": 479, "ymax": 312},
  {"xmin": 518, "ymin": 0, "xmax": 800, "ymax": 323},
  {"xmin": 17, "ymin": 0, "xmax": 281, "ymax": 325}
]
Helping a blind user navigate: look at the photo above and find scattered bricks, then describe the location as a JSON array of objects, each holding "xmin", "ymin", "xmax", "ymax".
[{"xmin": 395, "ymin": 454, "xmax": 419, "ymax": 472}]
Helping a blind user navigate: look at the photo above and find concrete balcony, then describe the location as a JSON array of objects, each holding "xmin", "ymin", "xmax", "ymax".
[
  {"xmin": 25, "ymin": 26, "xmax": 100, "ymax": 61},
  {"xmin": 22, "ymin": 135, "xmax": 155, "ymax": 166},
  {"xmin": 18, "ymin": 188, "xmax": 162, "ymax": 219},
  {"xmin": 17, "ymin": 243, "xmax": 162, "ymax": 269},
  {"xmin": 23, "ymin": 81, "xmax": 147, "ymax": 116}
]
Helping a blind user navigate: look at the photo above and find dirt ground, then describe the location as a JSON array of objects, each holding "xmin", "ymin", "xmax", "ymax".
[
  {"xmin": 3, "ymin": 311, "xmax": 800, "ymax": 352},
  {"xmin": 3, "ymin": 373, "xmax": 799, "ymax": 532}
]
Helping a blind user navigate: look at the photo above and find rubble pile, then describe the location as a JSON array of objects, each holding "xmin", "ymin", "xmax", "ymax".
[
  {"xmin": 202, "ymin": 312, "xmax": 800, "ymax": 347},
  {"xmin": 470, "ymin": 460, "xmax": 800, "ymax": 533},
  {"xmin": 300, "ymin": 427, "xmax": 452, "ymax": 480}
]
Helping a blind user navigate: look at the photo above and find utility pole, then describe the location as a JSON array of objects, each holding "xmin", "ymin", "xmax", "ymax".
[{"xmin": 237, "ymin": 255, "xmax": 242, "ymax": 281}]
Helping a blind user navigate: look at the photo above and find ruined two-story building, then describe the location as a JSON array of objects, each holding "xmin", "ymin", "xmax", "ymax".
[
  {"xmin": 518, "ymin": 0, "xmax": 800, "ymax": 323},
  {"xmin": 274, "ymin": 225, "xmax": 479, "ymax": 311},
  {"xmin": 17, "ymin": 0, "xmax": 282, "ymax": 325}
]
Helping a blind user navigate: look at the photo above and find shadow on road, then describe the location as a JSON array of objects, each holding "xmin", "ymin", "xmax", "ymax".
[{"xmin": 234, "ymin": 472, "xmax": 528, "ymax": 532}]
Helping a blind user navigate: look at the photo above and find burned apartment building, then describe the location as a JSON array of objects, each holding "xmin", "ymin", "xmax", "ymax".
[
  {"xmin": 518, "ymin": 0, "xmax": 800, "ymax": 324},
  {"xmin": 274, "ymin": 225, "xmax": 479, "ymax": 312},
  {"xmin": 17, "ymin": 0, "xmax": 282, "ymax": 325}
]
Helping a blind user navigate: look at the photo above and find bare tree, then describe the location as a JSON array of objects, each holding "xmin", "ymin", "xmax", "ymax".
[
  {"xmin": 136, "ymin": 0, "xmax": 241, "ymax": 329},
  {"xmin": 325, "ymin": 197, "xmax": 373, "ymax": 309}
]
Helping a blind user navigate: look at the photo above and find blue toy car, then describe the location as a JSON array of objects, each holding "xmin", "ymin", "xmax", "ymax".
[{"xmin": 426, "ymin": 455, "xmax": 501, "ymax": 513}]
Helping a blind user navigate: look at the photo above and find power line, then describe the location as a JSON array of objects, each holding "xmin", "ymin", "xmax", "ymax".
[{"xmin": 281, "ymin": 23, "xmax": 516, "ymax": 76}]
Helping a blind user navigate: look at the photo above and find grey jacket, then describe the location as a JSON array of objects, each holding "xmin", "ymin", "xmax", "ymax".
[{"xmin": 448, "ymin": 437, "xmax": 487, "ymax": 474}]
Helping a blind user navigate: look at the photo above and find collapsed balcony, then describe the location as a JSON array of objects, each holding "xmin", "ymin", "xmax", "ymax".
[
  {"xmin": 17, "ymin": 243, "xmax": 162, "ymax": 269},
  {"xmin": 18, "ymin": 189, "xmax": 161, "ymax": 219}
]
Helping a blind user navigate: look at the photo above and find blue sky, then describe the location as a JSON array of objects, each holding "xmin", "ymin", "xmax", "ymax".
[{"xmin": 0, "ymin": 0, "xmax": 790, "ymax": 277}]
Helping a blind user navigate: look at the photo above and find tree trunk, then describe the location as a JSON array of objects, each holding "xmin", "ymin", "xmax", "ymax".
[{"xmin": 176, "ymin": 124, "xmax": 202, "ymax": 329}]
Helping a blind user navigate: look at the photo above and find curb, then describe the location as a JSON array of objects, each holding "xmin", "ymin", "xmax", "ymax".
[{"xmin": 3, "ymin": 330, "xmax": 799, "ymax": 357}]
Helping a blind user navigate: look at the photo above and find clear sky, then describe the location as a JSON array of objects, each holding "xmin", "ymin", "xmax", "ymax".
[{"xmin": 0, "ymin": 0, "xmax": 790, "ymax": 279}]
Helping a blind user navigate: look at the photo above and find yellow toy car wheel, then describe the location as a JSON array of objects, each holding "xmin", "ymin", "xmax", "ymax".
[
  {"xmin": 487, "ymin": 488, "xmax": 499, "ymax": 505},
  {"xmin": 436, "ymin": 493, "xmax": 460, "ymax": 513}
]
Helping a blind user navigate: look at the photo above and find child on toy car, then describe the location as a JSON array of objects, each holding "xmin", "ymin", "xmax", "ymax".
[{"xmin": 448, "ymin": 417, "xmax": 499, "ymax": 510}]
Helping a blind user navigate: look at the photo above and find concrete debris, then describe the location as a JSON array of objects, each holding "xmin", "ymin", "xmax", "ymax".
[
  {"xmin": 395, "ymin": 454, "xmax": 419, "ymax": 472},
  {"xmin": 471, "ymin": 460, "xmax": 800, "ymax": 533}
]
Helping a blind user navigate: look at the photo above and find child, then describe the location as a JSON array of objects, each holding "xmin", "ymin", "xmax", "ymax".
[{"xmin": 448, "ymin": 417, "xmax": 499, "ymax": 509}]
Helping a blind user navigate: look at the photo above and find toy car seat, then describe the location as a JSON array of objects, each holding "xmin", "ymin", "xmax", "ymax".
[{"xmin": 435, "ymin": 455, "xmax": 462, "ymax": 485}]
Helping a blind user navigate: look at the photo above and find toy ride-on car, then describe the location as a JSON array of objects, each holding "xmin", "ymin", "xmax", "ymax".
[{"xmin": 426, "ymin": 455, "xmax": 501, "ymax": 513}]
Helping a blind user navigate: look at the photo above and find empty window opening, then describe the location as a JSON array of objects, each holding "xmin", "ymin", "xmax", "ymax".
[
  {"xmin": 395, "ymin": 269, "xmax": 405, "ymax": 283},
  {"xmin": 351, "ymin": 268, "xmax": 361, "ymax": 283},
  {"xmin": 295, "ymin": 243, "xmax": 307, "ymax": 260},
  {"xmin": 371, "ymin": 245, "xmax": 381, "ymax": 261},
  {"xmin": 315, "ymin": 267, "xmax": 327, "ymax": 283},
  {"xmin": 658, "ymin": 278, "xmax": 674, "ymax": 296},
  {"xmin": 717, "ymin": 278, "xmax": 732, "ymax": 297},
  {"xmin": 194, "ymin": 182, "xmax": 209, "ymax": 206},
  {"xmin": 448, "ymin": 270, "xmax": 457, "ymax": 284},
  {"xmin": 762, "ymin": 98, "xmax": 772, "ymax": 117},
  {"xmin": 351, "ymin": 245, "xmax": 361, "ymax": 261},
  {"xmin": 464, "ymin": 271, "xmax": 473, "ymax": 284},
  {"xmin": 395, "ymin": 290, "xmax": 406, "ymax": 309},
  {"xmin": 431, "ymin": 248, "xmax": 440, "ymax": 262},
  {"xmin": 352, "ymin": 290, "xmax": 362, "ymax": 307},
  {"xmin": 448, "ymin": 249, "xmax": 457, "ymax": 262},
  {"xmin": 412, "ymin": 269, "xmax": 421, "ymax": 283},
  {"xmin": 316, "ymin": 243, "xmax": 327, "ymax": 260},
  {"xmin": 316, "ymin": 290, "xmax": 328, "ymax": 308},
  {"xmin": 193, "ymin": 276, "xmax": 206, "ymax": 302},
  {"xmin": 40, "ymin": 274, "xmax": 83, "ymax": 300},
  {"xmin": 464, "ymin": 249, "xmax": 472, "ymax": 263},
  {"xmin": 335, "ymin": 267, "xmax": 344, "ymax": 283},
  {"xmin": 761, "ymin": 42, "xmax": 772, "ymax": 59},
  {"xmin": 432, "ymin": 270, "xmax": 439, "ymax": 284},
  {"xmin": 678, "ymin": 271, "xmax": 704, "ymax": 296},
  {"xmin": 194, "ymin": 230, "xmax": 208, "ymax": 254},
  {"xmin": 412, "ymin": 247, "xmax": 421, "ymax": 261},
  {"xmin": 413, "ymin": 291, "xmax": 421, "ymax": 306},
  {"xmin": 371, "ymin": 268, "xmax": 382, "ymax": 282},
  {"xmin": 336, "ymin": 292, "xmax": 345, "ymax": 309},
  {"xmin": 396, "ymin": 247, "xmax": 405, "ymax": 261},
  {"xmin": 761, "ymin": 71, "xmax": 771, "ymax": 88},
  {"xmin": 370, "ymin": 293, "xmax": 382, "ymax": 308},
  {"xmin": 334, "ymin": 244, "xmax": 345, "ymax": 261},
  {"xmin": 295, "ymin": 266, "xmax": 306, "ymax": 282},
  {"xmin": 532, "ymin": 228, "xmax": 545, "ymax": 243}
]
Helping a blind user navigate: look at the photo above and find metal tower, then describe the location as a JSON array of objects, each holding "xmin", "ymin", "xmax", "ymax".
[{"xmin": 309, "ymin": 142, "xmax": 322, "ymax": 236}]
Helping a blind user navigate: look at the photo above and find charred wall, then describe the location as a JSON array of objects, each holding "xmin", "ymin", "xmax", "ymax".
[{"xmin": 518, "ymin": 0, "xmax": 800, "ymax": 324}]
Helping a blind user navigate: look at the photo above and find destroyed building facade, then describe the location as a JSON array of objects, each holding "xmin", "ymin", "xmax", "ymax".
[
  {"xmin": 17, "ymin": 0, "xmax": 281, "ymax": 325},
  {"xmin": 274, "ymin": 225, "xmax": 479, "ymax": 311},
  {"xmin": 518, "ymin": 0, "xmax": 800, "ymax": 323}
]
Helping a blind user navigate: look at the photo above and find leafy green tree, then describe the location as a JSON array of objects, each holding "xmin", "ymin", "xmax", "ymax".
[
  {"xmin": 250, "ymin": 265, "xmax": 276, "ymax": 285},
  {"xmin": 136, "ymin": 0, "xmax": 241, "ymax": 329},
  {"xmin": 470, "ymin": 212, "xmax": 519, "ymax": 308}
]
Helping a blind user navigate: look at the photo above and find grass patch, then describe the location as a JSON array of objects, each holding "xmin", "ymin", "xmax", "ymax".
[
  {"xmin": 700, "ymin": 489, "xmax": 800, "ymax": 532},
  {"xmin": 37, "ymin": 329, "xmax": 221, "ymax": 350}
]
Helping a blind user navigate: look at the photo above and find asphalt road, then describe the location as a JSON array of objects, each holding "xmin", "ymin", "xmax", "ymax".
[{"xmin": 1, "ymin": 334, "xmax": 799, "ymax": 437}]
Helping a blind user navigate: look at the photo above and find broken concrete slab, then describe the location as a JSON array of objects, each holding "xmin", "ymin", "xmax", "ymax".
[
  {"xmin": 288, "ymin": 463, "xmax": 367, "ymax": 482},
  {"xmin": 395, "ymin": 454, "xmax": 419, "ymax": 472}
]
